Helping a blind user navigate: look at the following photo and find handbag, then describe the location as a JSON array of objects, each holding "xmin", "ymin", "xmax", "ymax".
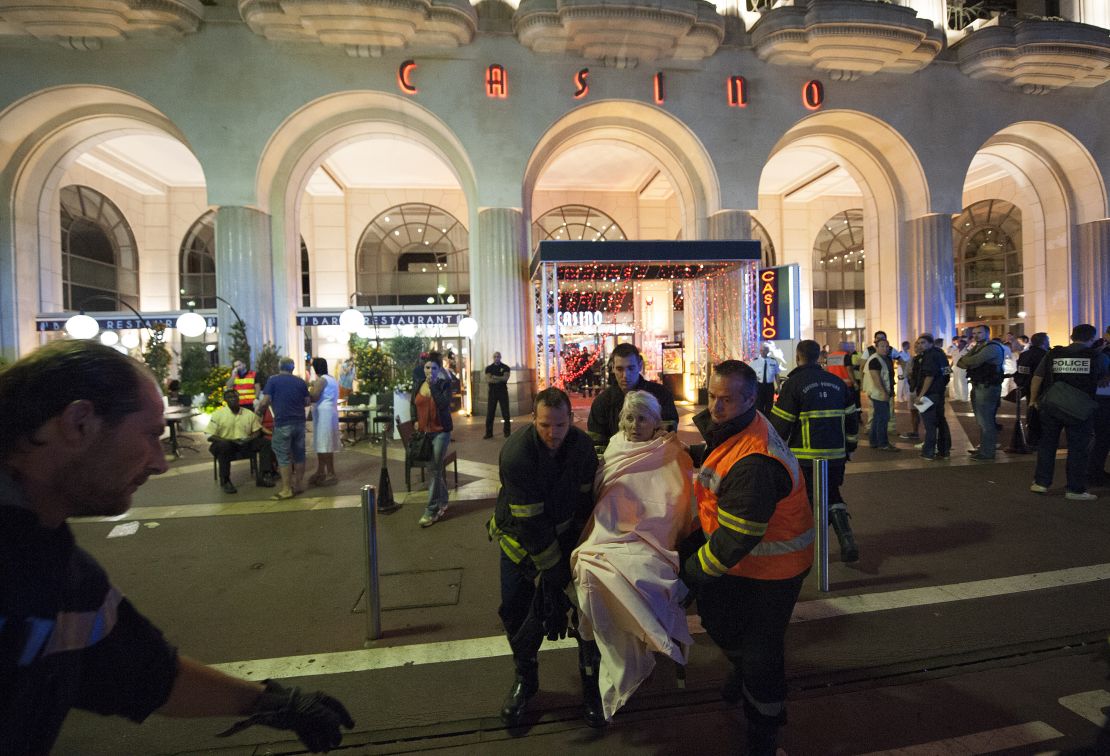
[
  {"xmin": 1040, "ymin": 380, "xmax": 1097, "ymax": 425},
  {"xmin": 407, "ymin": 430, "xmax": 434, "ymax": 463}
]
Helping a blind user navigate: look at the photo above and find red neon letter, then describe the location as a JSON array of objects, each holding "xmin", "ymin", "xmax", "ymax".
[
  {"xmin": 486, "ymin": 64, "xmax": 507, "ymax": 99},
  {"xmin": 802, "ymin": 80, "xmax": 824, "ymax": 110},
  {"xmin": 574, "ymin": 68, "xmax": 589, "ymax": 99},
  {"xmin": 653, "ymin": 72, "xmax": 665, "ymax": 105},
  {"xmin": 727, "ymin": 75, "xmax": 747, "ymax": 107},
  {"xmin": 398, "ymin": 60, "xmax": 417, "ymax": 95}
]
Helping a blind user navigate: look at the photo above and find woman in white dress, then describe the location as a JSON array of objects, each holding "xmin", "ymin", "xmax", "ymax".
[
  {"xmin": 308, "ymin": 356, "xmax": 341, "ymax": 486},
  {"xmin": 571, "ymin": 390, "xmax": 695, "ymax": 722}
]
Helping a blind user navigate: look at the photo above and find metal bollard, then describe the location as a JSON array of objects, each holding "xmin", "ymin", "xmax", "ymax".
[
  {"xmin": 360, "ymin": 485, "xmax": 383, "ymax": 641},
  {"xmin": 813, "ymin": 458, "xmax": 830, "ymax": 593}
]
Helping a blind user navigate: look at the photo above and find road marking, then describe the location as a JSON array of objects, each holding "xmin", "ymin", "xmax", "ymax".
[
  {"xmin": 1058, "ymin": 689, "xmax": 1110, "ymax": 728},
  {"xmin": 857, "ymin": 721, "xmax": 1063, "ymax": 755},
  {"xmin": 210, "ymin": 563, "xmax": 1110, "ymax": 681}
]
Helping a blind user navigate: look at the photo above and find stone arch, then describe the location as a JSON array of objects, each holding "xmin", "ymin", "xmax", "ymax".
[
  {"xmin": 522, "ymin": 101, "xmax": 721, "ymax": 243},
  {"xmin": 0, "ymin": 85, "xmax": 202, "ymax": 357},
  {"xmin": 256, "ymin": 91, "xmax": 478, "ymax": 354},
  {"xmin": 964, "ymin": 121, "xmax": 1108, "ymax": 336},
  {"xmin": 760, "ymin": 110, "xmax": 931, "ymax": 340}
]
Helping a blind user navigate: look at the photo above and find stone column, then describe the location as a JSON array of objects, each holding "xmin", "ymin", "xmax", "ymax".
[
  {"xmin": 472, "ymin": 207, "xmax": 533, "ymax": 416},
  {"xmin": 1076, "ymin": 0, "xmax": 1110, "ymax": 28},
  {"xmin": 707, "ymin": 209, "xmax": 753, "ymax": 242},
  {"xmin": 1074, "ymin": 219, "xmax": 1110, "ymax": 330},
  {"xmin": 903, "ymin": 214, "xmax": 955, "ymax": 341},
  {"xmin": 215, "ymin": 206, "xmax": 276, "ymax": 365}
]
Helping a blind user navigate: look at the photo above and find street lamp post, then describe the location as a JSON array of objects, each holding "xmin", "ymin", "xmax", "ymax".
[{"xmin": 65, "ymin": 294, "xmax": 152, "ymax": 342}]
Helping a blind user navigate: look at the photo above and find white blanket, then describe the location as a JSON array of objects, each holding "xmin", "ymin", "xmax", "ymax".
[{"xmin": 571, "ymin": 431, "xmax": 695, "ymax": 720}]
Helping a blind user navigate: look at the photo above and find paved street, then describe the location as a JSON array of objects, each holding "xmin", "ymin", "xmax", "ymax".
[{"xmin": 55, "ymin": 401, "xmax": 1110, "ymax": 754}]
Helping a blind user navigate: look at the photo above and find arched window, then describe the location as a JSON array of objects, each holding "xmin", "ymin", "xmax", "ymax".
[
  {"xmin": 532, "ymin": 205, "xmax": 626, "ymax": 249},
  {"xmin": 301, "ymin": 237, "xmax": 311, "ymax": 307},
  {"xmin": 355, "ymin": 203, "xmax": 468, "ymax": 306},
  {"xmin": 953, "ymin": 199, "xmax": 1023, "ymax": 336},
  {"xmin": 811, "ymin": 210, "xmax": 866, "ymax": 349},
  {"xmin": 60, "ymin": 185, "xmax": 139, "ymax": 310},
  {"xmin": 751, "ymin": 217, "xmax": 776, "ymax": 268},
  {"xmin": 179, "ymin": 210, "xmax": 216, "ymax": 309}
]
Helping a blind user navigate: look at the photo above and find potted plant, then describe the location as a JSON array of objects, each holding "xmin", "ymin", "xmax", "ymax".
[{"xmin": 143, "ymin": 323, "xmax": 172, "ymax": 388}]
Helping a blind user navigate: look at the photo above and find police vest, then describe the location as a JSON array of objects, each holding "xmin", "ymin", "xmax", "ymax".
[
  {"xmin": 1048, "ymin": 346, "xmax": 1099, "ymax": 396},
  {"xmin": 966, "ymin": 342, "xmax": 1004, "ymax": 386},
  {"xmin": 694, "ymin": 413, "xmax": 813, "ymax": 581},
  {"xmin": 232, "ymin": 371, "xmax": 257, "ymax": 404},
  {"xmin": 826, "ymin": 351, "xmax": 855, "ymax": 386}
]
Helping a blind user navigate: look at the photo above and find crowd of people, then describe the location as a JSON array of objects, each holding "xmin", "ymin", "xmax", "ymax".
[{"xmin": 3, "ymin": 320, "xmax": 1108, "ymax": 754}]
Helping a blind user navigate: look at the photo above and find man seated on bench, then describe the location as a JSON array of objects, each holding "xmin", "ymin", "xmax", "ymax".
[{"xmin": 209, "ymin": 389, "xmax": 275, "ymax": 493}]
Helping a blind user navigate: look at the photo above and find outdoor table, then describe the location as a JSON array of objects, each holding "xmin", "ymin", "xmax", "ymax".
[{"xmin": 163, "ymin": 407, "xmax": 199, "ymax": 458}]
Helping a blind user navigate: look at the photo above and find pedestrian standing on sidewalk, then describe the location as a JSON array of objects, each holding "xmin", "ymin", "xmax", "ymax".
[
  {"xmin": 862, "ymin": 339, "xmax": 899, "ymax": 452},
  {"xmin": 899, "ymin": 341, "xmax": 925, "ymax": 441},
  {"xmin": 1029, "ymin": 324, "xmax": 1109, "ymax": 500},
  {"xmin": 749, "ymin": 342, "xmax": 781, "ymax": 417},
  {"xmin": 914, "ymin": 334, "xmax": 952, "ymax": 461},
  {"xmin": 0, "ymin": 341, "xmax": 354, "ymax": 754},
  {"xmin": 771, "ymin": 340, "xmax": 861, "ymax": 562},
  {"xmin": 487, "ymin": 388, "xmax": 601, "ymax": 728},
  {"xmin": 308, "ymin": 357, "xmax": 340, "ymax": 487},
  {"xmin": 414, "ymin": 352, "xmax": 454, "ymax": 527},
  {"xmin": 255, "ymin": 357, "xmax": 310, "ymax": 499},
  {"xmin": 484, "ymin": 351, "xmax": 511, "ymax": 439},
  {"xmin": 958, "ymin": 325, "xmax": 1006, "ymax": 461}
]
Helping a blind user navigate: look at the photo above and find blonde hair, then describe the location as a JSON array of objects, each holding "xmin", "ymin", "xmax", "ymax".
[{"xmin": 618, "ymin": 390, "xmax": 662, "ymax": 437}]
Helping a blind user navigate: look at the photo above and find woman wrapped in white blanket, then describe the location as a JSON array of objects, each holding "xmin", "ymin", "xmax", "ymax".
[{"xmin": 571, "ymin": 390, "xmax": 695, "ymax": 722}]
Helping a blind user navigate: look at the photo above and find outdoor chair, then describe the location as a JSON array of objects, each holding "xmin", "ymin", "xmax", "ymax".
[
  {"xmin": 395, "ymin": 416, "xmax": 458, "ymax": 492},
  {"xmin": 341, "ymin": 392, "xmax": 370, "ymax": 443},
  {"xmin": 211, "ymin": 445, "xmax": 258, "ymax": 481}
]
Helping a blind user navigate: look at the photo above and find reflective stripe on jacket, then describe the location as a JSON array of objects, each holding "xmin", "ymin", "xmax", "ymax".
[
  {"xmin": 694, "ymin": 412, "xmax": 814, "ymax": 580},
  {"xmin": 232, "ymin": 372, "xmax": 257, "ymax": 404}
]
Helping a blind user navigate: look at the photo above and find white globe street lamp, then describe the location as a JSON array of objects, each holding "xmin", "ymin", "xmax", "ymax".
[
  {"xmin": 339, "ymin": 307, "xmax": 365, "ymax": 334},
  {"xmin": 65, "ymin": 313, "xmax": 99, "ymax": 340},
  {"xmin": 99, "ymin": 330, "xmax": 119, "ymax": 346},
  {"xmin": 120, "ymin": 331, "xmax": 141, "ymax": 349},
  {"xmin": 458, "ymin": 316, "xmax": 479, "ymax": 339},
  {"xmin": 176, "ymin": 310, "xmax": 207, "ymax": 338}
]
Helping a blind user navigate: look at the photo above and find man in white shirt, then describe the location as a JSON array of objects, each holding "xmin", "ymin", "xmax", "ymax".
[
  {"xmin": 749, "ymin": 342, "xmax": 781, "ymax": 417},
  {"xmin": 949, "ymin": 336, "xmax": 971, "ymax": 402},
  {"xmin": 208, "ymin": 389, "xmax": 273, "ymax": 493}
]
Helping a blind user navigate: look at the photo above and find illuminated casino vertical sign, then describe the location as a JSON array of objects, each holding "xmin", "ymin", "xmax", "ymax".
[{"xmin": 758, "ymin": 264, "xmax": 799, "ymax": 340}]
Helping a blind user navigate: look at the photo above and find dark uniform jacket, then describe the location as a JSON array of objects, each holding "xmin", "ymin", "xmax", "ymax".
[
  {"xmin": 962, "ymin": 339, "xmax": 1006, "ymax": 386},
  {"xmin": 1035, "ymin": 344, "xmax": 1109, "ymax": 398},
  {"xmin": 1, "ymin": 473, "xmax": 179, "ymax": 754},
  {"xmin": 488, "ymin": 424, "xmax": 598, "ymax": 573},
  {"xmin": 587, "ymin": 377, "xmax": 678, "ymax": 448},
  {"xmin": 1015, "ymin": 346, "xmax": 1047, "ymax": 396},
  {"xmin": 770, "ymin": 363, "xmax": 860, "ymax": 464}
]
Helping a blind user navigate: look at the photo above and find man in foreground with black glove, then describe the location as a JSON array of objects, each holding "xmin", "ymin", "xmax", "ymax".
[
  {"xmin": 0, "ymin": 341, "xmax": 354, "ymax": 754},
  {"xmin": 680, "ymin": 360, "xmax": 813, "ymax": 756},
  {"xmin": 487, "ymin": 387, "xmax": 601, "ymax": 728}
]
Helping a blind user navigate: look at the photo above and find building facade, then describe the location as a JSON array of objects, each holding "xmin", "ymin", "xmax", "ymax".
[{"xmin": 1, "ymin": 0, "xmax": 1108, "ymax": 410}]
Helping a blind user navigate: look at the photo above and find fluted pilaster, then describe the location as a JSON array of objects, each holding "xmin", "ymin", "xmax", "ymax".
[
  {"xmin": 708, "ymin": 209, "xmax": 752, "ymax": 243},
  {"xmin": 473, "ymin": 207, "xmax": 533, "ymax": 415},
  {"xmin": 1074, "ymin": 219, "xmax": 1110, "ymax": 330},
  {"xmin": 215, "ymin": 206, "xmax": 276, "ymax": 365},
  {"xmin": 903, "ymin": 214, "xmax": 955, "ymax": 341}
]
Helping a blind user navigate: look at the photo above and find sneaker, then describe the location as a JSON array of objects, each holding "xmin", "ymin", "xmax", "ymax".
[
  {"xmin": 1030, "ymin": 483, "xmax": 1048, "ymax": 494},
  {"xmin": 898, "ymin": 433, "xmax": 920, "ymax": 440},
  {"xmin": 221, "ymin": 480, "xmax": 237, "ymax": 494},
  {"xmin": 913, "ymin": 442, "xmax": 924, "ymax": 449},
  {"xmin": 878, "ymin": 445, "xmax": 901, "ymax": 452},
  {"xmin": 418, "ymin": 505, "xmax": 448, "ymax": 527},
  {"xmin": 1065, "ymin": 491, "xmax": 1098, "ymax": 501},
  {"xmin": 919, "ymin": 453, "xmax": 935, "ymax": 460}
]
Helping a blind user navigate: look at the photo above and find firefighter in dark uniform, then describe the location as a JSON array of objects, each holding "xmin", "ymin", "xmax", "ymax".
[
  {"xmin": 1029, "ymin": 324, "xmax": 1110, "ymax": 500},
  {"xmin": 487, "ymin": 387, "xmax": 602, "ymax": 727},
  {"xmin": 679, "ymin": 361, "xmax": 812, "ymax": 755},
  {"xmin": 587, "ymin": 343, "xmax": 678, "ymax": 450},
  {"xmin": 770, "ymin": 339, "xmax": 861, "ymax": 562}
]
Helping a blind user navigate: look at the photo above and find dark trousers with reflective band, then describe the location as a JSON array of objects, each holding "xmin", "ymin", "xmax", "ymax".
[
  {"xmin": 696, "ymin": 570, "xmax": 807, "ymax": 725},
  {"xmin": 486, "ymin": 387, "xmax": 510, "ymax": 436},
  {"xmin": 920, "ymin": 396, "xmax": 951, "ymax": 457},
  {"xmin": 1088, "ymin": 398, "xmax": 1110, "ymax": 485},
  {"xmin": 1034, "ymin": 410, "xmax": 1094, "ymax": 493},
  {"xmin": 800, "ymin": 460, "xmax": 845, "ymax": 512},
  {"xmin": 498, "ymin": 530, "xmax": 582, "ymax": 663}
]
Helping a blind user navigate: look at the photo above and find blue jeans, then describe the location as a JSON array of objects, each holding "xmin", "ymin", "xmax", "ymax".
[
  {"xmin": 971, "ymin": 383, "xmax": 1002, "ymax": 458},
  {"xmin": 1035, "ymin": 411, "xmax": 1094, "ymax": 493},
  {"xmin": 869, "ymin": 399, "xmax": 890, "ymax": 447},
  {"xmin": 425, "ymin": 431, "xmax": 451, "ymax": 513},
  {"xmin": 920, "ymin": 396, "xmax": 950, "ymax": 458}
]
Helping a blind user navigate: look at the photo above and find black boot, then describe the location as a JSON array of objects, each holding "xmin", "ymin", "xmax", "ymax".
[
  {"xmin": 578, "ymin": 641, "xmax": 607, "ymax": 728},
  {"xmin": 743, "ymin": 699, "xmax": 785, "ymax": 756},
  {"xmin": 830, "ymin": 508, "xmax": 859, "ymax": 563},
  {"xmin": 500, "ymin": 658, "xmax": 538, "ymax": 726}
]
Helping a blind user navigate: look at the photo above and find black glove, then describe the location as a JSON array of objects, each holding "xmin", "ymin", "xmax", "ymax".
[
  {"xmin": 679, "ymin": 552, "xmax": 715, "ymax": 608},
  {"xmin": 539, "ymin": 559, "xmax": 571, "ymax": 592},
  {"xmin": 533, "ymin": 575, "xmax": 574, "ymax": 641},
  {"xmin": 217, "ymin": 679, "xmax": 355, "ymax": 753}
]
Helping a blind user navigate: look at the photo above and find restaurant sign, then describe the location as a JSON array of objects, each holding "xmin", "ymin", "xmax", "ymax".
[
  {"xmin": 36, "ymin": 315, "xmax": 217, "ymax": 332},
  {"xmin": 297, "ymin": 312, "xmax": 464, "ymax": 327}
]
